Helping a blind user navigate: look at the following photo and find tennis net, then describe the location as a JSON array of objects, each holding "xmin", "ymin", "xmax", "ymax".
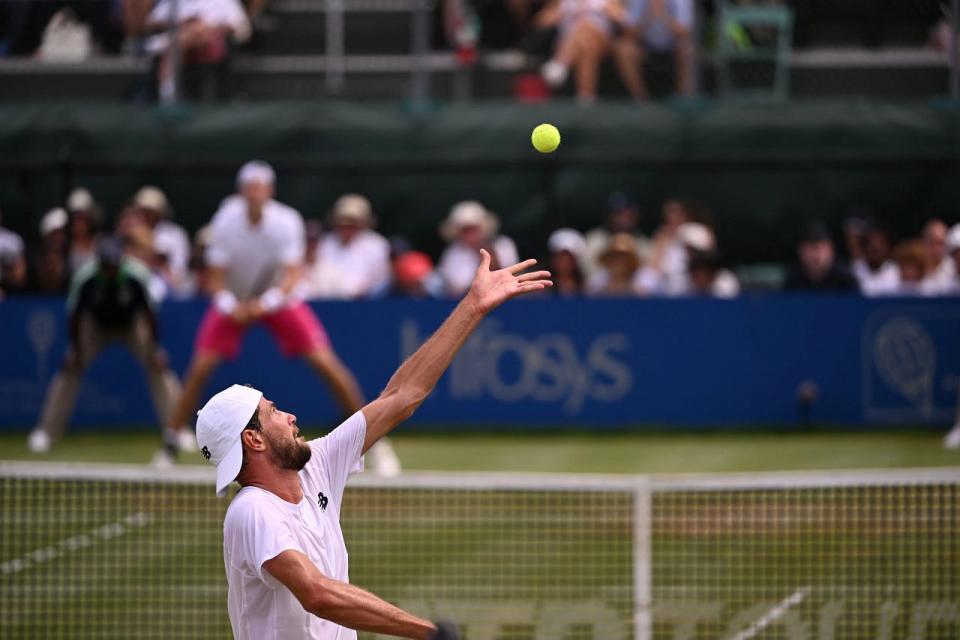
[{"xmin": 1, "ymin": 462, "xmax": 957, "ymax": 639}]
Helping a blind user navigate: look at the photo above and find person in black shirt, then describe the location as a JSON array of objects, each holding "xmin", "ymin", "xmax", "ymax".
[
  {"xmin": 27, "ymin": 236, "xmax": 181, "ymax": 453},
  {"xmin": 783, "ymin": 222, "xmax": 860, "ymax": 293}
]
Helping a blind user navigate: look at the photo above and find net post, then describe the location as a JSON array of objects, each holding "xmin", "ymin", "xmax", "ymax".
[{"xmin": 633, "ymin": 478, "xmax": 652, "ymax": 640}]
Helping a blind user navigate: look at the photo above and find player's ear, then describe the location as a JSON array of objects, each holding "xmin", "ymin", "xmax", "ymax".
[{"xmin": 241, "ymin": 429, "xmax": 266, "ymax": 452}]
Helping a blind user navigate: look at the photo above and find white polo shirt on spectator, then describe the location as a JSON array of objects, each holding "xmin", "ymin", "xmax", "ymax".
[
  {"xmin": 316, "ymin": 230, "xmax": 390, "ymax": 299},
  {"xmin": 852, "ymin": 259, "xmax": 900, "ymax": 297},
  {"xmin": 438, "ymin": 237, "xmax": 519, "ymax": 297},
  {"xmin": 923, "ymin": 258, "xmax": 957, "ymax": 295},
  {"xmin": 206, "ymin": 195, "xmax": 306, "ymax": 299},
  {"xmin": 223, "ymin": 412, "xmax": 366, "ymax": 640},
  {"xmin": 627, "ymin": 0, "xmax": 694, "ymax": 51}
]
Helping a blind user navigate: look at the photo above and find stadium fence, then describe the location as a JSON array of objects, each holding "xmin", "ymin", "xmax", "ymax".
[{"xmin": 1, "ymin": 462, "xmax": 957, "ymax": 639}]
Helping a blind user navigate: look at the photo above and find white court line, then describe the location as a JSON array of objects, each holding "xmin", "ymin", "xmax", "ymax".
[
  {"xmin": 726, "ymin": 588, "xmax": 809, "ymax": 640},
  {"xmin": 1, "ymin": 512, "xmax": 150, "ymax": 576}
]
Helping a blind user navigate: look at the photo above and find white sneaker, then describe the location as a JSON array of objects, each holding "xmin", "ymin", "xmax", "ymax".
[
  {"xmin": 541, "ymin": 60, "xmax": 569, "ymax": 88},
  {"xmin": 365, "ymin": 440, "xmax": 402, "ymax": 477},
  {"xmin": 151, "ymin": 449, "xmax": 176, "ymax": 469},
  {"xmin": 177, "ymin": 428, "xmax": 198, "ymax": 453},
  {"xmin": 944, "ymin": 424, "xmax": 960, "ymax": 450},
  {"xmin": 27, "ymin": 430, "xmax": 51, "ymax": 454}
]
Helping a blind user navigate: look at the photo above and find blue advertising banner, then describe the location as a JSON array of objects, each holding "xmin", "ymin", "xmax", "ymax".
[{"xmin": 1, "ymin": 297, "xmax": 958, "ymax": 430}]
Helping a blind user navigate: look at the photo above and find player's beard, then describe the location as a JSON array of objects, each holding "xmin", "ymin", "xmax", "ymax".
[{"xmin": 265, "ymin": 431, "xmax": 312, "ymax": 471}]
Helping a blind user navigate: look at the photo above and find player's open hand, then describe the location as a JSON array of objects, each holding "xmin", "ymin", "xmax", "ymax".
[{"xmin": 467, "ymin": 249, "xmax": 552, "ymax": 315}]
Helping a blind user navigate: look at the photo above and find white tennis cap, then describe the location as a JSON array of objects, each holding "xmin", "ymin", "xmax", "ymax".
[
  {"xmin": 236, "ymin": 160, "xmax": 275, "ymax": 188},
  {"xmin": 196, "ymin": 384, "xmax": 263, "ymax": 497}
]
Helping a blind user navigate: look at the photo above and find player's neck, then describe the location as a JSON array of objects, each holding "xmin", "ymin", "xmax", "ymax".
[{"xmin": 241, "ymin": 466, "xmax": 304, "ymax": 504}]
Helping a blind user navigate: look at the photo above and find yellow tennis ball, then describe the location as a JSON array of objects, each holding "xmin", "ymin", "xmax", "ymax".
[{"xmin": 531, "ymin": 123, "xmax": 560, "ymax": 153}]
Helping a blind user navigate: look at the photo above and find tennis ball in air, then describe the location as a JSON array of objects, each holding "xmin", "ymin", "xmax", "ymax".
[{"xmin": 531, "ymin": 123, "xmax": 560, "ymax": 154}]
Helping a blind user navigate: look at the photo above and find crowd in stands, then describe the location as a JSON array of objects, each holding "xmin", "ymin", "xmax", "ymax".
[{"xmin": 2, "ymin": 163, "xmax": 959, "ymax": 303}]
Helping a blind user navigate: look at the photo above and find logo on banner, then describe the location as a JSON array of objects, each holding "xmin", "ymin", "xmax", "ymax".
[
  {"xmin": 872, "ymin": 317, "xmax": 936, "ymax": 417},
  {"xmin": 401, "ymin": 318, "xmax": 632, "ymax": 414},
  {"xmin": 863, "ymin": 309, "xmax": 960, "ymax": 422}
]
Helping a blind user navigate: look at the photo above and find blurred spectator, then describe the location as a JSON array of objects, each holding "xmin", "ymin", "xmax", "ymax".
[
  {"xmin": 684, "ymin": 249, "xmax": 740, "ymax": 298},
  {"xmin": 586, "ymin": 232, "xmax": 658, "ymax": 296},
  {"xmin": 137, "ymin": 0, "xmax": 252, "ymax": 102},
  {"xmin": 182, "ymin": 224, "xmax": 213, "ymax": 298},
  {"xmin": 31, "ymin": 207, "xmax": 70, "ymax": 294},
  {"xmin": 852, "ymin": 224, "xmax": 900, "ymax": 297},
  {"xmin": 66, "ymin": 187, "xmax": 104, "ymax": 273},
  {"xmin": 892, "ymin": 239, "xmax": 934, "ymax": 296},
  {"xmin": 123, "ymin": 221, "xmax": 171, "ymax": 303},
  {"xmin": 921, "ymin": 219, "xmax": 957, "ymax": 293},
  {"xmin": 783, "ymin": 222, "xmax": 859, "ymax": 293},
  {"xmin": 313, "ymin": 194, "xmax": 391, "ymax": 299},
  {"xmin": 538, "ymin": 0, "xmax": 623, "ymax": 102},
  {"xmin": 583, "ymin": 192, "xmax": 649, "ymax": 278},
  {"xmin": 945, "ymin": 224, "xmax": 960, "ymax": 295},
  {"xmin": 660, "ymin": 221, "xmax": 715, "ymax": 295},
  {"xmin": 27, "ymin": 236, "xmax": 181, "ymax": 454},
  {"xmin": 842, "ymin": 214, "xmax": 868, "ymax": 264},
  {"xmin": 131, "ymin": 186, "xmax": 192, "ymax": 296},
  {"xmin": 302, "ymin": 220, "xmax": 354, "ymax": 299},
  {"xmin": 547, "ymin": 228, "xmax": 586, "ymax": 296},
  {"xmin": 648, "ymin": 198, "xmax": 692, "ymax": 280},
  {"xmin": 0, "ymin": 206, "xmax": 27, "ymax": 298},
  {"xmin": 438, "ymin": 201, "xmax": 519, "ymax": 297},
  {"xmin": 612, "ymin": 0, "xmax": 694, "ymax": 100},
  {"xmin": 391, "ymin": 251, "xmax": 442, "ymax": 299}
]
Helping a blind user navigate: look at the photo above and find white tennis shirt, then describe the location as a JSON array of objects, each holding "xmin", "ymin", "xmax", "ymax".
[
  {"xmin": 206, "ymin": 195, "xmax": 306, "ymax": 299},
  {"xmin": 223, "ymin": 412, "xmax": 366, "ymax": 640}
]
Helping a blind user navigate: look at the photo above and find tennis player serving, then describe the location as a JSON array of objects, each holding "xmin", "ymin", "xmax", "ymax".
[{"xmin": 196, "ymin": 249, "xmax": 551, "ymax": 640}]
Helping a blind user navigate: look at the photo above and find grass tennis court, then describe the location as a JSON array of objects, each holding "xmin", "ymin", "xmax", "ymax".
[
  {"xmin": 1, "ymin": 427, "xmax": 957, "ymax": 472},
  {"xmin": 2, "ymin": 429, "xmax": 958, "ymax": 640}
]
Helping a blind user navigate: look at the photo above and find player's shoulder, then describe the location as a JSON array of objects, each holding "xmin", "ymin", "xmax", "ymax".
[{"xmin": 224, "ymin": 487, "xmax": 287, "ymax": 529}]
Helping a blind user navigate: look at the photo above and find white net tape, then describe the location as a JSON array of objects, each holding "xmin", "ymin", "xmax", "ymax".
[{"xmin": 1, "ymin": 463, "xmax": 957, "ymax": 640}]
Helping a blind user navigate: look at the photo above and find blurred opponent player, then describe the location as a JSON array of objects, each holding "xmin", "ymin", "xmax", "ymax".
[
  {"xmin": 161, "ymin": 161, "xmax": 401, "ymax": 474},
  {"xmin": 196, "ymin": 250, "xmax": 551, "ymax": 639},
  {"xmin": 28, "ymin": 236, "xmax": 181, "ymax": 453}
]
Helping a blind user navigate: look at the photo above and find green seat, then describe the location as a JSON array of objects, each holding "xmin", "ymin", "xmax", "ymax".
[{"xmin": 717, "ymin": 2, "xmax": 793, "ymax": 100}]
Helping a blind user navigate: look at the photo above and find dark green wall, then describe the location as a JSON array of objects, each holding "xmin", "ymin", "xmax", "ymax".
[{"xmin": 2, "ymin": 100, "xmax": 959, "ymax": 263}]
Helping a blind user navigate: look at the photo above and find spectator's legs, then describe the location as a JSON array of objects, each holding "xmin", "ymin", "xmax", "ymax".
[
  {"xmin": 125, "ymin": 313, "xmax": 184, "ymax": 446},
  {"xmin": 572, "ymin": 20, "xmax": 608, "ymax": 101},
  {"xmin": 29, "ymin": 315, "xmax": 104, "ymax": 452},
  {"xmin": 612, "ymin": 36, "xmax": 647, "ymax": 100},
  {"xmin": 673, "ymin": 33, "xmax": 694, "ymax": 96}
]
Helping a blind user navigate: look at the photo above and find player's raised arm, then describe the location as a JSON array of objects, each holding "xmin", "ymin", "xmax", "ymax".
[{"xmin": 361, "ymin": 249, "xmax": 552, "ymax": 451}]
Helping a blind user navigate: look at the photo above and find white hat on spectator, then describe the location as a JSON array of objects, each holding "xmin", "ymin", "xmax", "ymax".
[
  {"xmin": 236, "ymin": 160, "xmax": 276, "ymax": 188},
  {"xmin": 548, "ymin": 228, "xmax": 586, "ymax": 260},
  {"xmin": 947, "ymin": 223, "xmax": 960, "ymax": 252},
  {"xmin": 331, "ymin": 194, "xmax": 374, "ymax": 226},
  {"xmin": 677, "ymin": 222, "xmax": 715, "ymax": 252},
  {"xmin": 67, "ymin": 187, "xmax": 95, "ymax": 213},
  {"xmin": 40, "ymin": 207, "xmax": 68, "ymax": 236},
  {"xmin": 440, "ymin": 200, "xmax": 499, "ymax": 242},
  {"xmin": 133, "ymin": 186, "xmax": 172, "ymax": 217},
  {"xmin": 196, "ymin": 384, "xmax": 263, "ymax": 497}
]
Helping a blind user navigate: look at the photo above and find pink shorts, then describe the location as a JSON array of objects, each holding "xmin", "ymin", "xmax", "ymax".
[{"xmin": 195, "ymin": 301, "xmax": 330, "ymax": 360}]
